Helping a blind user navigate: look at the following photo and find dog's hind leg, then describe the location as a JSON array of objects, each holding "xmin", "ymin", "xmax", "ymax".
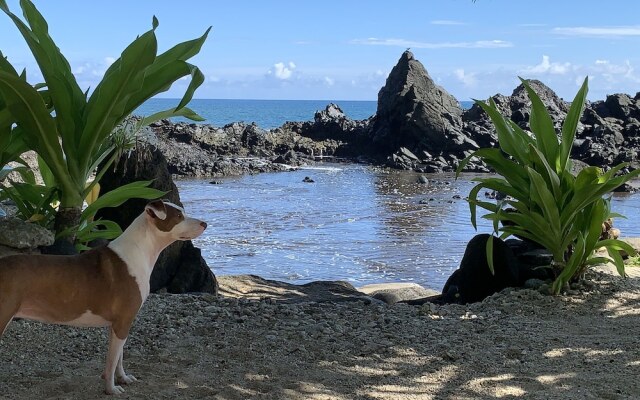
[
  {"xmin": 0, "ymin": 290, "xmax": 19, "ymax": 337},
  {"xmin": 0, "ymin": 316, "xmax": 13, "ymax": 337}
]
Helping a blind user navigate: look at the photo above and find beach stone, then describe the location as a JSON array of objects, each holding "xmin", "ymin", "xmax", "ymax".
[
  {"xmin": 217, "ymin": 275, "xmax": 370, "ymax": 304},
  {"xmin": 358, "ymin": 283, "xmax": 439, "ymax": 304},
  {"xmin": 620, "ymin": 237, "xmax": 640, "ymax": 258},
  {"xmin": 0, "ymin": 217, "xmax": 54, "ymax": 249}
]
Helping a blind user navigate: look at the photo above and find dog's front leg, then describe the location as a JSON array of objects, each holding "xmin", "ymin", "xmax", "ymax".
[
  {"xmin": 103, "ymin": 326, "xmax": 131, "ymax": 395},
  {"xmin": 116, "ymin": 349, "xmax": 137, "ymax": 385}
]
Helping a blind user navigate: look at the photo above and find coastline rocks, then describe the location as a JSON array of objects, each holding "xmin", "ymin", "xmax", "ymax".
[
  {"xmin": 96, "ymin": 143, "xmax": 218, "ymax": 295},
  {"xmin": 372, "ymin": 51, "xmax": 476, "ymax": 172}
]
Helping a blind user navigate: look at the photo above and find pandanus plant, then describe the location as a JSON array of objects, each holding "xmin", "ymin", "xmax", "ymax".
[
  {"xmin": 457, "ymin": 77, "xmax": 639, "ymax": 294},
  {"xmin": 0, "ymin": 0, "xmax": 210, "ymax": 246}
]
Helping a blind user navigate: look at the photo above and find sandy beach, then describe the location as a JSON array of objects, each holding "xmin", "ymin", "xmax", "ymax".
[{"xmin": 1, "ymin": 265, "xmax": 639, "ymax": 400}]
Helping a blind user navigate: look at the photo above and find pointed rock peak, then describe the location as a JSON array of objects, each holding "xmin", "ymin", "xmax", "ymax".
[
  {"xmin": 512, "ymin": 79, "xmax": 562, "ymax": 101},
  {"xmin": 401, "ymin": 50, "xmax": 415, "ymax": 61}
]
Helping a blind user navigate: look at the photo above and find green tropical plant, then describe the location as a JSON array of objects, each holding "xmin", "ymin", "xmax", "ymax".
[
  {"xmin": 0, "ymin": 0, "xmax": 208, "ymax": 245},
  {"xmin": 457, "ymin": 77, "xmax": 640, "ymax": 294}
]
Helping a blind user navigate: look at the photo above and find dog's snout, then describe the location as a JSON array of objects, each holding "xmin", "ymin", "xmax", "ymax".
[{"xmin": 200, "ymin": 221, "xmax": 208, "ymax": 230}]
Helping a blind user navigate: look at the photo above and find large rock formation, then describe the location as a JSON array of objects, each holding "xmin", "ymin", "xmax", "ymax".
[
  {"xmin": 371, "ymin": 51, "xmax": 479, "ymax": 172},
  {"xmin": 96, "ymin": 143, "xmax": 218, "ymax": 294}
]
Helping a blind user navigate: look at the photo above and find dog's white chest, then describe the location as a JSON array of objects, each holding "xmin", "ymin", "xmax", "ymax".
[{"xmin": 107, "ymin": 243, "xmax": 153, "ymax": 302}]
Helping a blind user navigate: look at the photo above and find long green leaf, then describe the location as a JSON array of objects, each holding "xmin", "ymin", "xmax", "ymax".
[
  {"xmin": 528, "ymin": 145, "xmax": 561, "ymax": 201},
  {"xmin": 0, "ymin": 71, "xmax": 76, "ymax": 201},
  {"xmin": 3, "ymin": 0, "xmax": 85, "ymax": 180},
  {"xmin": 139, "ymin": 106, "xmax": 204, "ymax": 127},
  {"xmin": 475, "ymin": 98, "xmax": 527, "ymax": 164},
  {"xmin": 560, "ymin": 77, "xmax": 588, "ymax": 172},
  {"xmin": 80, "ymin": 180, "xmax": 167, "ymax": 221},
  {"xmin": 122, "ymin": 27, "xmax": 210, "ymax": 116},
  {"xmin": 520, "ymin": 78, "xmax": 559, "ymax": 170},
  {"xmin": 81, "ymin": 25, "xmax": 158, "ymax": 174}
]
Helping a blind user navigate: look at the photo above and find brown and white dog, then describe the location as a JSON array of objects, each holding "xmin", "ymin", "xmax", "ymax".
[{"xmin": 0, "ymin": 200, "xmax": 207, "ymax": 395}]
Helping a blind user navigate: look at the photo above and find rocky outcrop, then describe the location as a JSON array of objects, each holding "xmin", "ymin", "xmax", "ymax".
[
  {"xmin": 463, "ymin": 83, "xmax": 640, "ymax": 172},
  {"xmin": 371, "ymin": 51, "xmax": 479, "ymax": 172},
  {"xmin": 573, "ymin": 93, "xmax": 640, "ymax": 168},
  {"xmin": 96, "ymin": 143, "xmax": 218, "ymax": 295},
  {"xmin": 141, "ymin": 51, "xmax": 640, "ymax": 177}
]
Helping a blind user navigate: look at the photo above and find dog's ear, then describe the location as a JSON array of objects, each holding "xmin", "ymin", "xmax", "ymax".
[{"xmin": 145, "ymin": 200, "xmax": 167, "ymax": 220}]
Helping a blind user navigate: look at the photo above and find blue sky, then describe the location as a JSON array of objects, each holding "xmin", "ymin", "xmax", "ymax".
[{"xmin": 1, "ymin": 0, "xmax": 640, "ymax": 101}]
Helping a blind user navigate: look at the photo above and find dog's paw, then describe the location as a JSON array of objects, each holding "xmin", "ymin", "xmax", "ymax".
[
  {"xmin": 116, "ymin": 374, "xmax": 137, "ymax": 385},
  {"xmin": 105, "ymin": 384, "xmax": 125, "ymax": 395}
]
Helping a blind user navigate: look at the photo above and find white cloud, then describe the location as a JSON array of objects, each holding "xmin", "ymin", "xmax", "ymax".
[
  {"xmin": 270, "ymin": 61, "xmax": 296, "ymax": 80},
  {"xmin": 430, "ymin": 20, "xmax": 466, "ymax": 26},
  {"xmin": 104, "ymin": 56, "xmax": 116, "ymax": 65},
  {"xmin": 454, "ymin": 68, "xmax": 477, "ymax": 87},
  {"xmin": 324, "ymin": 76, "xmax": 335, "ymax": 86},
  {"xmin": 553, "ymin": 26, "xmax": 640, "ymax": 37},
  {"xmin": 592, "ymin": 59, "xmax": 639, "ymax": 83},
  {"xmin": 521, "ymin": 55, "xmax": 571, "ymax": 75},
  {"xmin": 350, "ymin": 38, "xmax": 513, "ymax": 49}
]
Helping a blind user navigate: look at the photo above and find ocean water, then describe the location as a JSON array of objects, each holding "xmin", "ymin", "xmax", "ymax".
[
  {"xmin": 135, "ymin": 98, "xmax": 475, "ymax": 129},
  {"xmin": 136, "ymin": 98, "xmax": 377, "ymax": 129},
  {"xmin": 178, "ymin": 165, "xmax": 640, "ymax": 290}
]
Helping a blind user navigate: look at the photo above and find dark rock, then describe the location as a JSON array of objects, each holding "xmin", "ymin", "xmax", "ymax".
[
  {"xmin": 605, "ymin": 93, "xmax": 638, "ymax": 120},
  {"xmin": 96, "ymin": 143, "xmax": 218, "ymax": 295},
  {"xmin": 418, "ymin": 175, "xmax": 429, "ymax": 185},
  {"xmin": 614, "ymin": 182, "xmax": 637, "ymax": 193},
  {"xmin": 371, "ymin": 51, "xmax": 472, "ymax": 168},
  {"xmin": 209, "ymin": 180, "xmax": 223, "ymax": 185},
  {"xmin": 302, "ymin": 176, "xmax": 315, "ymax": 183},
  {"xmin": 441, "ymin": 234, "xmax": 520, "ymax": 304},
  {"xmin": 167, "ymin": 241, "xmax": 219, "ymax": 294}
]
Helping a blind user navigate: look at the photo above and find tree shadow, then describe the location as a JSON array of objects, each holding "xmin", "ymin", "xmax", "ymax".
[{"xmin": 1, "ymin": 271, "xmax": 639, "ymax": 399}]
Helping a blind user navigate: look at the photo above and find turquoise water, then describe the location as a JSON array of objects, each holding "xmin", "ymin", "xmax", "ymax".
[
  {"xmin": 178, "ymin": 165, "xmax": 640, "ymax": 290},
  {"xmin": 135, "ymin": 98, "xmax": 475, "ymax": 129}
]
